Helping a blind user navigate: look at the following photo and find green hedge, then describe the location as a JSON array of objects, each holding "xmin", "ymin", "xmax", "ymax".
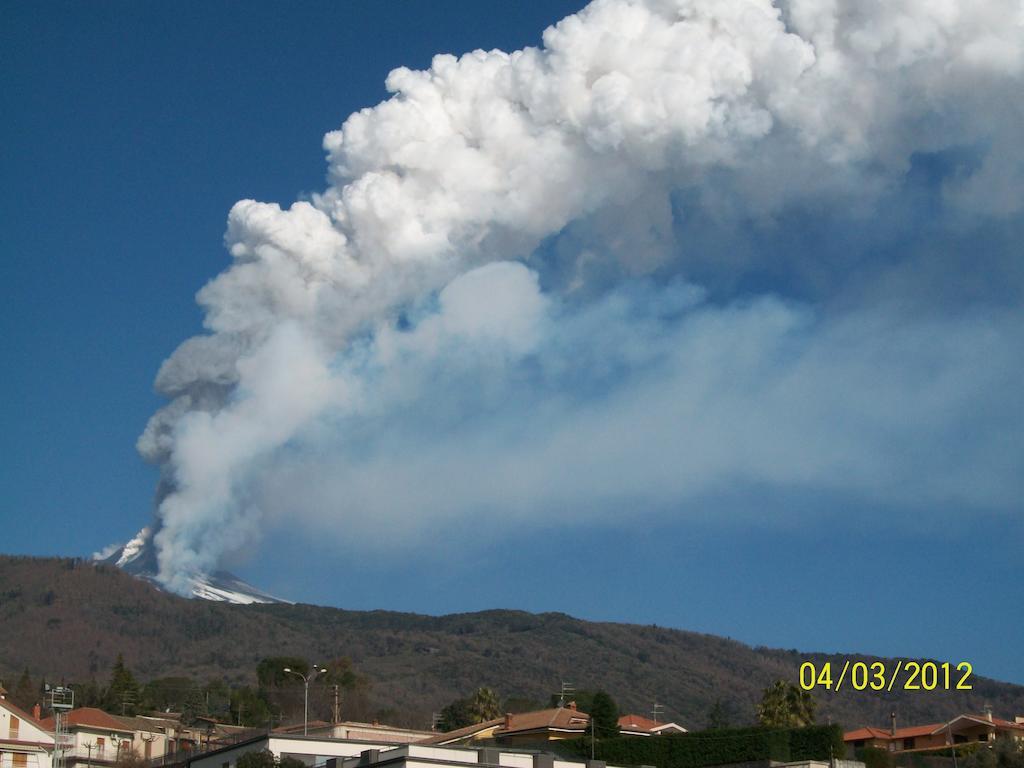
[{"xmin": 564, "ymin": 724, "xmax": 844, "ymax": 768}]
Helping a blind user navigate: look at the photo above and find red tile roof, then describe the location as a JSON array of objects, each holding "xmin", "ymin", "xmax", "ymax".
[
  {"xmin": 847, "ymin": 715, "xmax": 1024, "ymax": 744},
  {"xmin": 416, "ymin": 718, "xmax": 503, "ymax": 745},
  {"xmin": 39, "ymin": 708, "xmax": 133, "ymax": 733},
  {"xmin": 0, "ymin": 696, "xmax": 48, "ymax": 730},
  {"xmin": 495, "ymin": 707, "xmax": 590, "ymax": 735},
  {"xmin": 620, "ymin": 714, "xmax": 660, "ymax": 731},
  {"xmin": 844, "ymin": 727, "xmax": 893, "ymax": 741}
]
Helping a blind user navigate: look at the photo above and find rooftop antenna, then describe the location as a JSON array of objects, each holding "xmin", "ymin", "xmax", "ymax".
[
  {"xmin": 557, "ymin": 682, "xmax": 575, "ymax": 708},
  {"xmin": 651, "ymin": 703, "xmax": 664, "ymax": 725}
]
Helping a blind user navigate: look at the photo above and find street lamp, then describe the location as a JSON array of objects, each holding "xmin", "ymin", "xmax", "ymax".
[{"xmin": 282, "ymin": 665, "xmax": 328, "ymax": 736}]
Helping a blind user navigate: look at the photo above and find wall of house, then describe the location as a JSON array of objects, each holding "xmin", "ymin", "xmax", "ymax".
[
  {"xmin": 0, "ymin": 703, "xmax": 54, "ymax": 768},
  {"xmin": 188, "ymin": 736, "xmax": 397, "ymax": 768}
]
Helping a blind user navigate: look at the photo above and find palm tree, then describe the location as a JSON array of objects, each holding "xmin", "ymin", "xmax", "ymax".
[
  {"xmin": 468, "ymin": 687, "xmax": 503, "ymax": 722},
  {"xmin": 757, "ymin": 680, "xmax": 816, "ymax": 727}
]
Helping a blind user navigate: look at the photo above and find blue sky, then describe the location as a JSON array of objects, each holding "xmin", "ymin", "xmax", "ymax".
[{"xmin": 3, "ymin": 0, "xmax": 1022, "ymax": 695}]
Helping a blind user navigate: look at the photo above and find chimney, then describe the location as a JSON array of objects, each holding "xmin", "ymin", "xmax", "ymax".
[
  {"xmin": 504, "ymin": 713, "xmax": 513, "ymax": 730},
  {"xmin": 568, "ymin": 701, "xmax": 577, "ymax": 711},
  {"xmin": 984, "ymin": 706, "xmax": 993, "ymax": 723},
  {"xmin": 890, "ymin": 711, "xmax": 897, "ymax": 737},
  {"xmin": 33, "ymin": 704, "xmax": 42, "ymax": 721},
  {"xmin": 1014, "ymin": 716, "xmax": 1024, "ymax": 725}
]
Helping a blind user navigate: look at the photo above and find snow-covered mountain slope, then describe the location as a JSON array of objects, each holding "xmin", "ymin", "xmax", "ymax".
[{"xmin": 94, "ymin": 527, "xmax": 290, "ymax": 605}]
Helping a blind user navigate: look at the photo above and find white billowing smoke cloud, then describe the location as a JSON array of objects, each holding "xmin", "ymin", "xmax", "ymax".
[{"xmin": 135, "ymin": 0, "xmax": 1024, "ymax": 594}]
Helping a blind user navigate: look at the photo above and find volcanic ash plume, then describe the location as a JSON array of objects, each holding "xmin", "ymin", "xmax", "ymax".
[{"xmin": 122, "ymin": 0, "xmax": 1023, "ymax": 594}]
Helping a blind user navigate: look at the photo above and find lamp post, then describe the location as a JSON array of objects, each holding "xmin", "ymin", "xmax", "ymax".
[{"xmin": 283, "ymin": 665, "xmax": 327, "ymax": 736}]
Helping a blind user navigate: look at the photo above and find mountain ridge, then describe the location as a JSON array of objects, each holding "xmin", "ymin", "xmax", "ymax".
[{"xmin": 1, "ymin": 554, "xmax": 1021, "ymax": 732}]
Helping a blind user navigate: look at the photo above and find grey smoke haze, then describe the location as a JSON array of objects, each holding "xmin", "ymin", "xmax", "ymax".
[{"xmin": 130, "ymin": 0, "xmax": 1024, "ymax": 594}]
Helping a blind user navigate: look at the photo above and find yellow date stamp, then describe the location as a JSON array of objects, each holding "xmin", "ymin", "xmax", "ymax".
[{"xmin": 799, "ymin": 661, "xmax": 973, "ymax": 692}]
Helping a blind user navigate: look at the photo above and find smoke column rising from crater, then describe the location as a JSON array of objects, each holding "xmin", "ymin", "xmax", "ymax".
[{"xmin": 129, "ymin": 0, "xmax": 1024, "ymax": 594}]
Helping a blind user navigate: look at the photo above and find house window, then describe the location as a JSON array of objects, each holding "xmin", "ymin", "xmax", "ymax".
[
  {"xmin": 9, "ymin": 716, "xmax": 19, "ymax": 740},
  {"xmin": 97, "ymin": 737, "xmax": 106, "ymax": 753},
  {"xmin": 903, "ymin": 738, "xmax": 916, "ymax": 750},
  {"xmin": 13, "ymin": 754, "xmax": 28, "ymax": 768},
  {"xmin": 978, "ymin": 735, "xmax": 987, "ymax": 742},
  {"xmin": 853, "ymin": 741, "xmax": 864, "ymax": 749}
]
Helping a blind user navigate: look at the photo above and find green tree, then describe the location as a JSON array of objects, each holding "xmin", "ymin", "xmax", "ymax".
[
  {"xmin": 962, "ymin": 737, "xmax": 1024, "ymax": 768},
  {"xmin": 756, "ymin": 680, "xmax": 815, "ymax": 728},
  {"xmin": 707, "ymin": 699, "xmax": 734, "ymax": 730},
  {"xmin": 230, "ymin": 686, "xmax": 273, "ymax": 727},
  {"xmin": 237, "ymin": 752, "xmax": 278, "ymax": 768},
  {"xmin": 12, "ymin": 670, "xmax": 35, "ymax": 711},
  {"xmin": 438, "ymin": 687, "xmax": 502, "ymax": 732},
  {"xmin": 256, "ymin": 657, "xmax": 308, "ymax": 689},
  {"xmin": 468, "ymin": 687, "xmax": 502, "ymax": 722},
  {"xmin": 588, "ymin": 691, "xmax": 619, "ymax": 739},
  {"xmin": 104, "ymin": 654, "xmax": 140, "ymax": 715},
  {"xmin": 439, "ymin": 697, "xmax": 474, "ymax": 731}
]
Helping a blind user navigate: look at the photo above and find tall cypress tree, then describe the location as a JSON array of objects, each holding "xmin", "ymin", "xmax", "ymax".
[
  {"xmin": 589, "ymin": 691, "xmax": 620, "ymax": 739},
  {"xmin": 12, "ymin": 670, "xmax": 35, "ymax": 711},
  {"xmin": 104, "ymin": 654, "xmax": 139, "ymax": 715}
]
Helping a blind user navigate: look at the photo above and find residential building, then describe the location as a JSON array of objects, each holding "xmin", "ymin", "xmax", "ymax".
[
  {"xmin": 189, "ymin": 738, "xmax": 619, "ymax": 768},
  {"xmin": 0, "ymin": 688, "xmax": 54, "ymax": 768},
  {"xmin": 330, "ymin": 744, "xmax": 614, "ymax": 768},
  {"xmin": 38, "ymin": 708, "xmax": 133, "ymax": 768},
  {"xmin": 616, "ymin": 714, "xmax": 686, "ymax": 736},
  {"xmin": 185, "ymin": 733, "xmax": 411, "ymax": 768},
  {"xmin": 279, "ymin": 723, "xmax": 434, "ymax": 744},
  {"xmin": 844, "ymin": 711, "xmax": 1024, "ymax": 753}
]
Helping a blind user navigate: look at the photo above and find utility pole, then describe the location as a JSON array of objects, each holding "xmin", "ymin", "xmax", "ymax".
[
  {"xmin": 331, "ymin": 685, "xmax": 341, "ymax": 725},
  {"xmin": 557, "ymin": 682, "xmax": 575, "ymax": 708}
]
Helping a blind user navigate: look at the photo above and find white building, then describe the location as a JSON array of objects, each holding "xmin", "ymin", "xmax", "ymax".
[
  {"xmin": 0, "ymin": 689, "xmax": 54, "ymax": 768},
  {"xmin": 38, "ymin": 708, "xmax": 133, "ymax": 768},
  {"xmin": 186, "ymin": 735, "xmax": 616, "ymax": 768}
]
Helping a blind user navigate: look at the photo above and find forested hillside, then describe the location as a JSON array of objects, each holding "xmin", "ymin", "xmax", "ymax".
[{"xmin": 2, "ymin": 555, "xmax": 1022, "ymax": 731}]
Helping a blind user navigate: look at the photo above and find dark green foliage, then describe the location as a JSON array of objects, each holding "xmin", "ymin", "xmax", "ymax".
[
  {"xmin": 257, "ymin": 657, "xmax": 309, "ymax": 689},
  {"xmin": 788, "ymin": 723, "xmax": 844, "ymax": 760},
  {"xmin": 589, "ymin": 691, "xmax": 620, "ymax": 739},
  {"xmin": 707, "ymin": 700, "xmax": 735, "ymax": 730},
  {"xmin": 956, "ymin": 738, "xmax": 1024, "ymax": 768},
  {"xmin": 69, "ymin": 679, "xmax": 104, "ymax": 708},
  {"xmin": 12, "ymin": 670, "xmax": 35, "ymax": 710},
  {"xmin": 858, "ymin": 747, "xmax": 895, "ymax": 768},
  {"xmin": 104, "ymin": 654, "xmax": 139, "ymax": 715},
  {"xmin": 439, "ymin": 697, "xmax": 474, "ymax": 731},
  {"xmin": 438, "ymin": 687, "xmax": 502, "ymax": 731},
  {"xmin": 230, "ymin": 686, "xmax": 273, "ymax": 727},
  {"xmin": 566, "ymin": 724, "xmax": 844, "ymax": 768},
  {"xmin": 236, "ymin": 750, "xmax": 312, "ymax": 768},
  {"xmin": 756, "ymin": 680, "xmax": 816, "ymax": 727},
  {"xmin": 504, "ymin": 696, "xmax": 545, "ymax": 713},
  {"xmin": 237, "ymin": 752, "xmax": 278, "ymax": 768}
]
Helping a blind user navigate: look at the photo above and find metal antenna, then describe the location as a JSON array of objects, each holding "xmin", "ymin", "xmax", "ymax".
[
  {"xmin": 48, "ymin": 685, "xmax": 75, "ymax": 768},
  {"xmin": 651, "ymin": 703, "xmax": 664, "ymax": 725},
  {"xmin": 557, "ymin": 682, "xmax": 575, "ymax": 707}
]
